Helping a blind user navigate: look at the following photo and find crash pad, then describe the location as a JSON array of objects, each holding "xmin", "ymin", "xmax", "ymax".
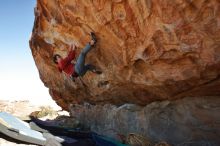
[{"xmin": 0, "ymin": 112, "xmax": 46, "ymax": 145}]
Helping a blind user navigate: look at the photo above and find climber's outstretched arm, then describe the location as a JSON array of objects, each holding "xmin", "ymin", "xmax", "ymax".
[{"xmin": 64, "ymin": 44, "xmax": 76, "ymax": 62}]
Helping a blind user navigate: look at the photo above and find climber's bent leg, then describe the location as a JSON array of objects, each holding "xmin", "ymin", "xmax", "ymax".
[
  {"xmin": 75, "ymin": 64, "xmax": 95, "ymax": 76},
  {"xmin": 75, "ymin": 44, "xmax": 93, "ymax": 76},
  {"xmin": 81, "ymin": 43, "xmax": 93, "ymax": 55},
  {"xmin": 83, "ymin": 64, "xmax": 97, "ymax": 76}
]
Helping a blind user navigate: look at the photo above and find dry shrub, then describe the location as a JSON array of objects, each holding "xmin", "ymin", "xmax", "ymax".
[
  {"xmin": 126, "ymin": 133, "xmax": 153, "ymax": 146},
  {"xmin": 30, "ymin": 106, "xmax": 58, "ymax": 118}
]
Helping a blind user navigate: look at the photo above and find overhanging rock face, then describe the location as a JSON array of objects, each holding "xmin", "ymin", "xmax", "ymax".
[{"xmin": 30, "ymin": 0, "xmax": 220, "ymax": 110}]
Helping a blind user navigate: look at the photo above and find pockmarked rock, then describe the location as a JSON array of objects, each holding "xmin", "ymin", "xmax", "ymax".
[
  {"xmin": 29, "ymin": 1, "xmax": 220, "ymax": 145},
  {"xmin": 30, "ymin": 0, "xmax": 220, "ymax": 109}
]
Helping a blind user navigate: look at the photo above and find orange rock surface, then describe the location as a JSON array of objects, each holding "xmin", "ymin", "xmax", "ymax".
[{"xmin": 30, "ymin": 0, "xmax": 220, "ymax": 110}]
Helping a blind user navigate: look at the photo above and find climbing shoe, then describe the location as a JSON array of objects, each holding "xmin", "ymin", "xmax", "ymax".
[
  {"xmin": 90, "ymin": 32, "xmax": 97, "ymax": 45},
  {"xmin": 94, "ymin": 70, "xmax": 102, "ymax": 74},
  {"xmin": 91, "ymin": 68, "xmax": 102, "ymax": 74}
]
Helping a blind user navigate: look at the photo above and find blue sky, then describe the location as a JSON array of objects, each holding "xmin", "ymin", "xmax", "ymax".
[{"xmin": 0, "ymin": 0, "xmax": 57, "ymax": 106}]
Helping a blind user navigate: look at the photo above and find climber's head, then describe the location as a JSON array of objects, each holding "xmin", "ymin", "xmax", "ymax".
[{"xmin": 53, "ymin": 54, "xmax": 62, "ymax": 64}]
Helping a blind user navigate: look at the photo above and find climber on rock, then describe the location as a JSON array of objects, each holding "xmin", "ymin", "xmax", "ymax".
[{"xmin": 53, "ymin": 32, "xmax": 102, "ymax": 80}]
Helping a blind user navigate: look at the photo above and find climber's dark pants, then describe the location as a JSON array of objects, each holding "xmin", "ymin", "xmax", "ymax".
[{"xmin": 74, "ymin": 43, "xmax": 95, "ymax": 76}]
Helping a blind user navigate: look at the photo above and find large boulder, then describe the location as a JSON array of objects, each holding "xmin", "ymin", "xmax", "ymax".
[
  {"xmin": 29, "ymin": 0, "xmax": 220, "ymax": 145},
  {"xmin": 29, "ymin": 0, "xmax": 220, "ymax": 109}
]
